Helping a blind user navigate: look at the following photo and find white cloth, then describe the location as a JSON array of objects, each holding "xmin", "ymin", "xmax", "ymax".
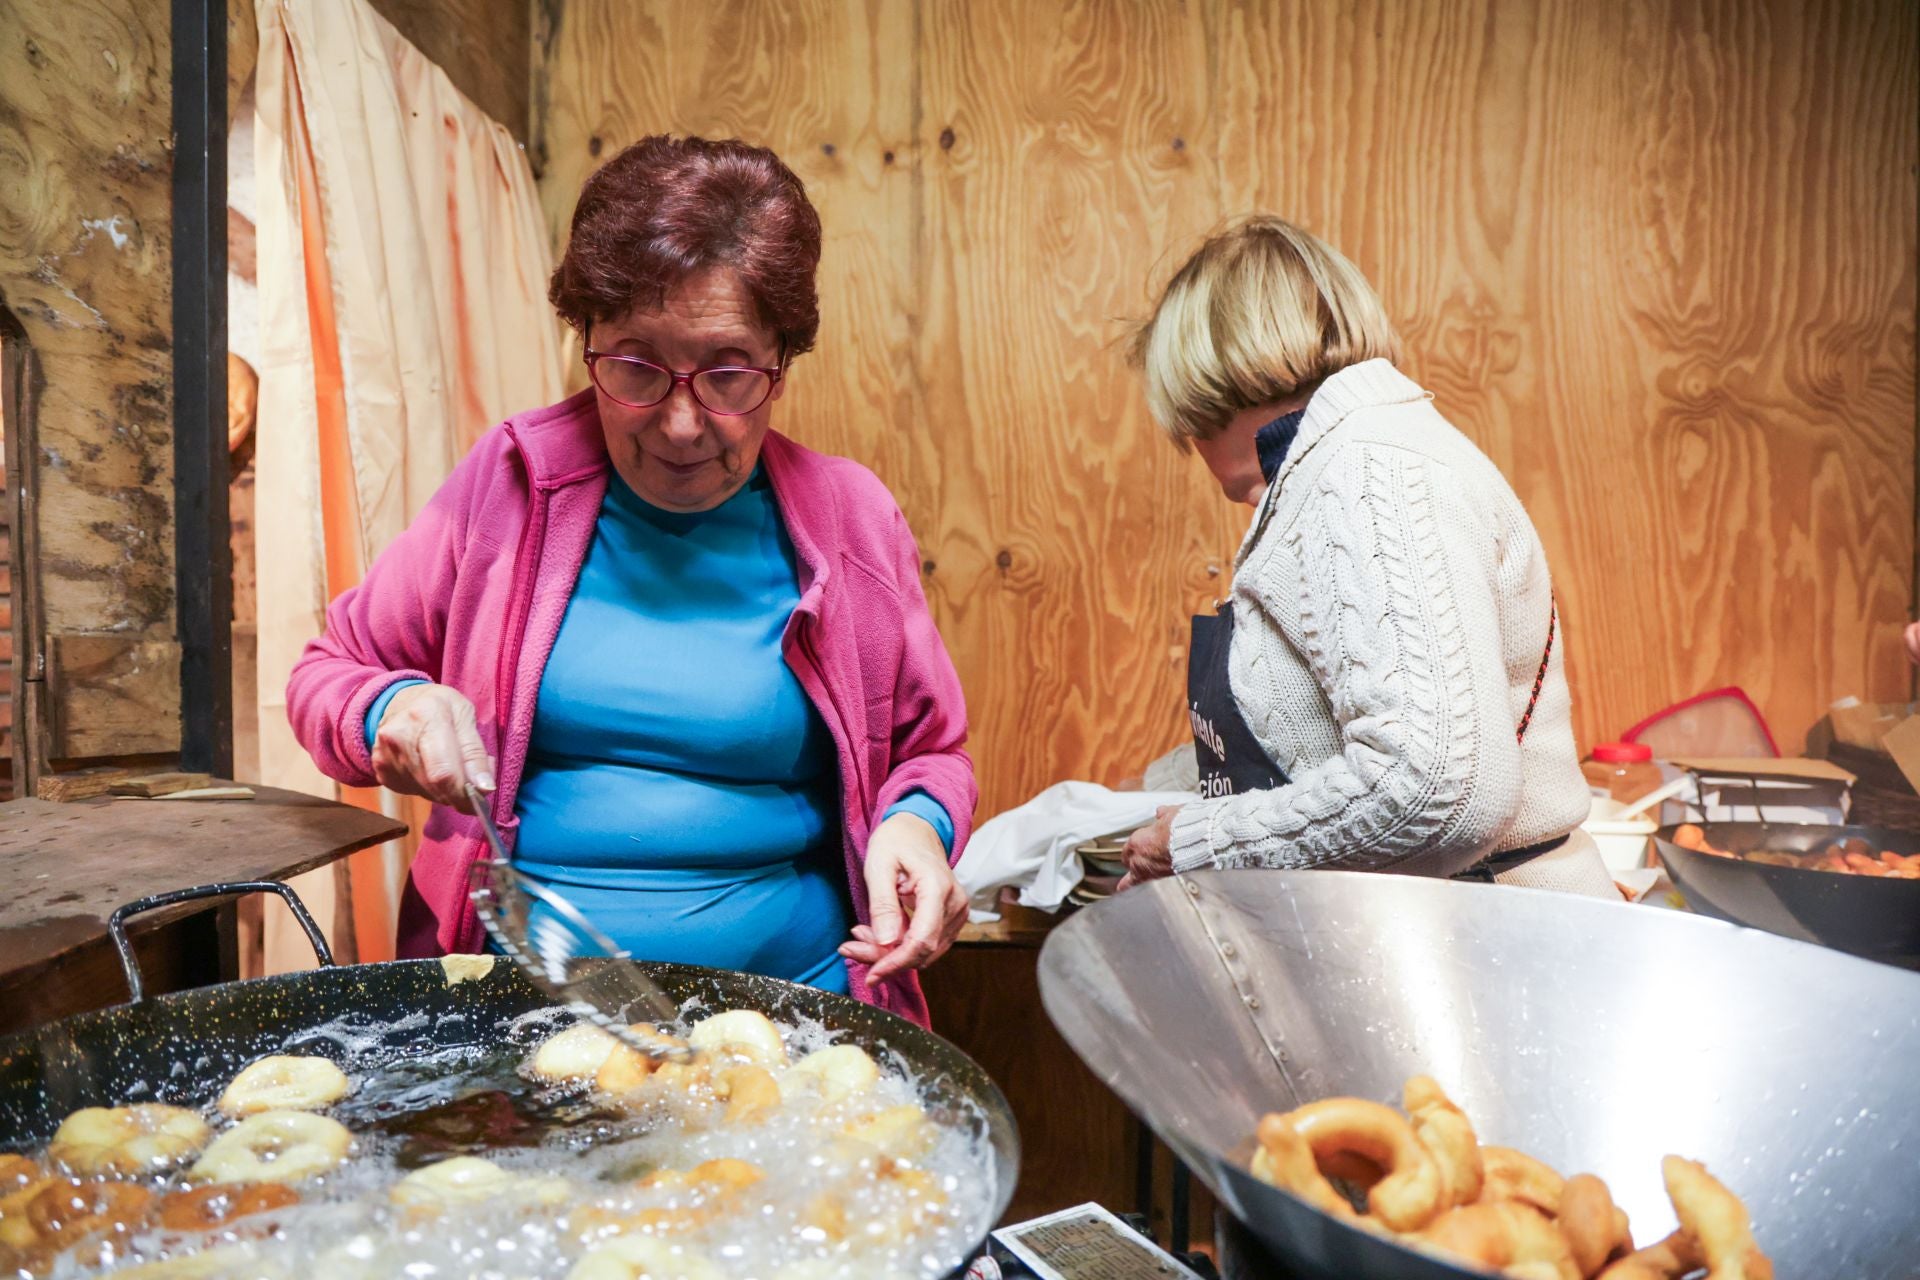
[
  {"xmin": 1168, "ymin": 359, "xmax": 1593, "ymax": 883},
  {"xmin": 955, "ymin": 782, "xmax": 1197, "ymax": 920}
]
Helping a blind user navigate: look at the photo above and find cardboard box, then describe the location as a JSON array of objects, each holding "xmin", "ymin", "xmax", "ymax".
[{"xmin": 1663, "ymin": 756, "xmax": 1855, "ymax": 826}]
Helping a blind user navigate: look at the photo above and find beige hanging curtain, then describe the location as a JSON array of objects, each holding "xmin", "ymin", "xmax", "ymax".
[{"xmin": 252, "ymin": 0, "xmax": 565, "ymax": 971}]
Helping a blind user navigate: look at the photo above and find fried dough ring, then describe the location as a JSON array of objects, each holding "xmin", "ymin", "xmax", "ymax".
[
  {"xmin": 1249, "ymin": 1113, "xmax": 1356, "ymax": 1220},
  {"xmin": 1404, "ymin": 1076, "xmax": 1483, "ymax": 1209},
  {"xmin": 106, "ymin": 1241, "xmax": 294, "ymax": 1279},
  {"xmin": 156, "ymin": 1182, "xmax": 300, "ymax": 1232},
  {"xmin": 595, "ymin": 1026, "xmax": 702, "ymax": 1097},
  {"xmin": 529, "ymin": 1023, "xmax": 622, "ymax": 1084},
  {"xmin": 1560, "ymin": 1172, "xmax": 1632, "ymax": 1278},
  {"xmin": 1479, "ymin": 1146, "xmax": 1566, "ymax": 1215},
  {"xmin": 1418, "ymin": 1201, "xmax": 1579, "ymax": 1280},
  {"xmin": 1663, "ymin": 1156, "xmax": 1772, "ymax": 1280},
  {"xmin": 785, "ymin": 1045, "xmax": 881, "ymax": 1103},
  {"xmin": 0, "ymin": 1158, "xmax": 55, "ymax": 1253},
  {"xmin": 1595, "ymin": 1230, "xmax": 1703, "ymax": 1280},
  {"xmin": 842, "ymin": 1104, "xmax": 938, "ymax": 1161},
  {"xmin": 713, "ymin": 1064, "xmax": 782, "ymax": 1126},
  {"xmin": 686, "ymin": 1010, "xmax": 787, "ymax": 1068},
  {"xmin": 566, "ymin": 1236, "xmax": 724, "ymax": 1280},
  {"xmin": 189, "ymin": 1111, "xmax": 352, "ymax": 1185},
  {"xmin": 1280, "ymin": 1098, "xmax": 1443, "ymax": 1232},
  {"xmin": 217, "ymin": 1055, "xmax": 349, "ymax": 1117},
  {"xmin": 48, "ymin": 1104, "xmax": 212, "ymax": 1176},
  {"xmin": 389, "ymin": 1155, "xmax": 571, "ymax": 1220},
  {"xmin": 23, "ymin": 1176, "xmax": 154, "ymax": 1254},
  {"xmin": 573, "ymin": 1159, "xmax": 765, "ymax": 1242}
]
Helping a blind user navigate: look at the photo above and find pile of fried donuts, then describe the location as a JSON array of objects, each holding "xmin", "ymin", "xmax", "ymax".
[
  {"xmin": 1672, "ymin": 825, "xmax": 1920, "ymax": 878},
  {"xmin": 0, "ymin": 1008, "xmax": 956, "ymax": 1279},
  {"xmin": 1248, "ymin": 1077, "xmax": 1773, "ymax": 1280}
]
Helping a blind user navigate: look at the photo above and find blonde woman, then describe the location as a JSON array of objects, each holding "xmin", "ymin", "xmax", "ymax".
[{"xmin": 1119, "ymin": 217, "xmax": 1614, "ymax": 897}]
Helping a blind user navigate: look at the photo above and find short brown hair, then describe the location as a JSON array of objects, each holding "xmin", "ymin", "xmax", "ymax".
[
  {"xmin": 549, "ymin": 135, "xmax": 823, "ymax": 358},
  {"xmin": 1131, "ymin": 216, "xmax": 1400, "ymax": 445}
]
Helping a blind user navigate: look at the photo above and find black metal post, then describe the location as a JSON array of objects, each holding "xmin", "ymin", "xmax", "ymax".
[{"xmin": 171, "ymin": 0, "xmax": 232, "ymax": 777}]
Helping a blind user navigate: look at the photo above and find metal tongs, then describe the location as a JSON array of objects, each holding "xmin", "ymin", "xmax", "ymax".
[{"xmin": 464, "ymin": 783, "xmax": 691, "ymax": 1061}]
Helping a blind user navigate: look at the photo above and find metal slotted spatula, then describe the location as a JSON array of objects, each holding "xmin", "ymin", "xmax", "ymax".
[{"xmin": 464, "ymin": 783, "xmax": 689, "ymax": 1060}]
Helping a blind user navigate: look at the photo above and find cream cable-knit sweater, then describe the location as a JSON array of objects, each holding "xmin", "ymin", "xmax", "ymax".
[{"xmin": 1168, "ymin": 359, "xmax": 1592, "ymax": 878}]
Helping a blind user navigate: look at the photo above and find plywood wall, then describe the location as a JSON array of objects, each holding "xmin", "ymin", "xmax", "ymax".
[
  {"xmin": 535, "ymin": 0, "xmax": 1918, "ymax": 817},
  {"xmin": 0, "ymin": 0, "xmax": 182, "ymax": 762}
]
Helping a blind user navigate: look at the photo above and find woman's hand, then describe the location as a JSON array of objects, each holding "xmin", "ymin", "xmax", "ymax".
[
  {"xmin": 840, "ymin": 811, "xmax": 968, "ymax": 985},
  {"xmin": 371, "ymin": 683, "xmax": 495, "ymax": 812},
  {"xmin": 1118, "ymin": 805, "xmax": 1182, "ymax": 891},
  {"xmin": 1906, "ymin": 621, "xmax": 1920, "ymax": 667}
]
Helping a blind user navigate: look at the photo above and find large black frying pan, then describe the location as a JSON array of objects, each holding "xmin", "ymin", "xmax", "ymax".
[
  {"xmin": 1653, "ymin": 822, "xmax": 1920, "ymax": 969},
  {"xmin": 0, "ymin": 882, "xmax": 1019, "ymax": 1278}
]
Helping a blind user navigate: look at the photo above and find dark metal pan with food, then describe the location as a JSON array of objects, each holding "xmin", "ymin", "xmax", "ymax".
[
  {"xmin": 0, "ymin": 882, "xmax": 1018, "ymax": 1279},
  {"xmin": 1654, "ymin": 821, "xmax": 1920, "ymax": 969}
]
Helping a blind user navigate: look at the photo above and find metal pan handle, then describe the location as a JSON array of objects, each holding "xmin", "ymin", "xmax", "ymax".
[{"xmin": 108, "ymin": 880, "xmax": 334, "ymax": 1003}]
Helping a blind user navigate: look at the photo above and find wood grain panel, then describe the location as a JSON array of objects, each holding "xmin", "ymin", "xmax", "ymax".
[
  {"xmin": 535, "ymin": 0, "xmax": 1915, "ymax": 820},
  {"xmin": 0, "ymin": 0, "xmax": 181, "ymax": 756},
  {"xmin": 1212, "ymin": 0, "xmax": 1918, "ymax": 750},
  {"xmin": 916, "ymin": 1, "xmax": 1231, "ymax": 815}
]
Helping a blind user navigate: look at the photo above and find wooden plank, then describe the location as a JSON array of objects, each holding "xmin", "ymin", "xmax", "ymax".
[
  {"xmin": 0, "ymin": 0, "xmax": 181, "ymax": 762},
  {"xmin": 45, "ymin": 633, "xmax": 182, "ymax": 758},
  {"xmin": 0, "ymin": 784, "xmax": 405, "ymax": 1018},
  {"xmin": 106, "ymin": 771, "xmax": 214, "ymax": 798},
  {"xmin": 536, "ymin": 0, "xmax": 1916, "ymax": 817},
  {"xmin": 912, "ymin": 0, "xmax": 1228, "ymax": 815},
  {"xmin": 368, "ymin": 0, "xmax": 531, "ymax": 142},
  {"xmin": 1212, "ymin": 0, "xmax": 1918, "ymax": 751}
]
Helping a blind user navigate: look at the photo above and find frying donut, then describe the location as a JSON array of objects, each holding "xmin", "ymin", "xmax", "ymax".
[
  {"xmin": 1595, "ymin": 1230, "xmax": 1703, "ymax": 1280},
  {"xmin": 638, "ymin": 1158, "xmax": 766, "ymax": 1197},
  {"xmin": 1663, "ymin": 1155, "xmax": 1771, "ymax": 1280},
  {"xmin": 189, "ymin": 1111, "xmax": 352, "ymax": 1185},
  {"xmin": 1404, "ymin": 1076, "xmax": 1483, "ymax": 1209},
  {"xmin": 713, "ymin": 1064, "xmax": 782, "ymax": 1126},
  {"xmin": 156, "ymin": 1182, "xmax": 301, "ymax": 1232},
  {"xmin": 22, "ymin": 1176, "xmax": 155, "ymax": 1254},
  {"xmin": 1559, "ymin": 1172, "xmax": 1632, "ymax": 1278},
  {"xmin": 686, "ymin": 1010, "xmax": 787, "ymax": 1068},
  {"xmin": 573, "ymin": 1159, "xmax": 766, "ymax": 1241},
  {"xmin": 1417, "ymin": 1200, "xmax": 1579, "ymax": 1280},
  {"xmin": 529, "ymin": 1023, "xmax": 622, "ymax": 1084},
  {"xmin": 784, "ymin": 1045, "xmax": 881, "ymax": 1104},
  {"xmin": 48, "ymin": 1104, "xmax": 212, "ymax": 1176},
  {"xmin": 0, "ymin": 1158, "xmax": 54, "ymax": 1254},
  {"xmin": 112, "ymin": 1242, "xmax": 295, "ymax": 1279},
  {"xmin": 567, "ymin": 1236, "xmax": 723, "ymax": 1280},
  {"xmin": 217, "ymin": 1055, "xmax": 350, "ymax": 1117},
  {"xmin": 1278, "ymin": 1098, "xmax": 1443, "ymax": 1232},
  {"xmin": 842, "ymin": 1104, "xmax": 937, "ymax": 1161},
  {"xmin": 389, "ymin": 1155, "xmax": 570, "ymax": 1222},
  {"xmin": 595, "ymin": 1026, "xmax": 702, "ymax": 1097}
]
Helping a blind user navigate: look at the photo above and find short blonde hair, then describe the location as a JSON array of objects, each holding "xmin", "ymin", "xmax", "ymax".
[{"xmin": 1130, "ymin": 216, "xmax": 1400, "ymax": 446}]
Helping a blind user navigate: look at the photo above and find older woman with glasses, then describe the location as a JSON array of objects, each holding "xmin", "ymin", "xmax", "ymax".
[{"xmin": 287, "ymin": 135, "xmax": 975, "ymax": 1026}]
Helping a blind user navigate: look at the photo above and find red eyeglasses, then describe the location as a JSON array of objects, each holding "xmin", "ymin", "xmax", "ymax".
[{"xmin": 584, "ymin": 350, "xmax": 784, "ymax": 416}]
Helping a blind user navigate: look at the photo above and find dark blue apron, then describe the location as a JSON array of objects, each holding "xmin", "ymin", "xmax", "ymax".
[{"xmin": 1186, "ymin": 600, "xmax": 1562, "ymax": 879}]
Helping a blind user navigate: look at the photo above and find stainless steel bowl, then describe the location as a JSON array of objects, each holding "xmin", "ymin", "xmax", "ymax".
[{"xmin": 1039, "ymin": 869, "xmax": 1920, "ymax": 1279}]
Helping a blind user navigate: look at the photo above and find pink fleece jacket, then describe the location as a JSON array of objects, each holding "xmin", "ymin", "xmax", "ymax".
[{"xmin": 286, "ymin": 389, "xmax": 977, "ymax": 1026}]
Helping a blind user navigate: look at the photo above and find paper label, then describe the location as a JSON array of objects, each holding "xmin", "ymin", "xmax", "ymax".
[{"xmin": 993, "ymin": 1203, "xmax": 1206, "ymax": 1280}]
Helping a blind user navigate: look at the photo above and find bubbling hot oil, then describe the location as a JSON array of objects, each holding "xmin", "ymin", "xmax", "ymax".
[{"xmin": 22, "ymin": 1005, "xmax": 996, "ymax": 1280}]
